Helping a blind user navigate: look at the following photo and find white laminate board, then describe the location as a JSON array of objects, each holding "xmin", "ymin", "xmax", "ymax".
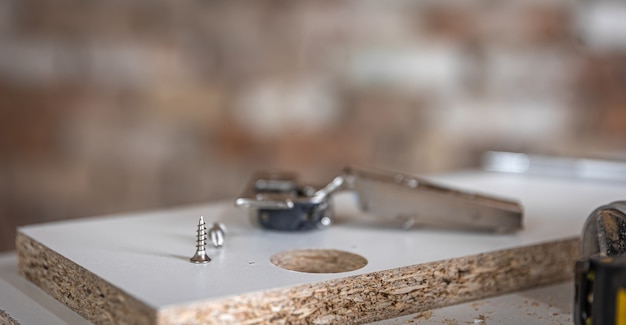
[
  {"xmin": 1, "ymin": 251, "xmax": 573, "ymax": 325},
  {"xmin": 0, "ymin": 253, "xmax": 92, "ymax": 325},
  {"xmin": 18, "ymin": 171, "xmax": 626, "ymax": 310}
]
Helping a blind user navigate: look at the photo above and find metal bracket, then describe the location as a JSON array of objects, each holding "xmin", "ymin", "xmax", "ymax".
[{"xmin": 235, "ymin": 167, "xmax": 523, "ymax": 232}]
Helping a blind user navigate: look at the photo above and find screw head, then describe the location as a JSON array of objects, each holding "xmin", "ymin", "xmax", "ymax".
[
  {"xmin": 190, "ymin": 252, "xmax": 211, "ymax": 264},
  {"xmin": 208, "ymin": 223, "xmax": 226, "ymax": 248}
]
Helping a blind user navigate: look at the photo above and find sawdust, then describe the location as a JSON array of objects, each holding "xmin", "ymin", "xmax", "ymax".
[
  {"xmin": 413, "ymin": 310, "xmax": 433, "ymax": 321},
  {"xmin": 441, "ymin": 318, "xmax": 458, "ymax": 325},
  {"xmin": 470, "ymin": 302, "xmax": 484, "ymax": 311},
  {"xmin": 0, "ymin": 309, "xmax": 20, "ymax": 325},
  {"xmin": 473, "ymin": 314, "xmax": 486, "ymax": 324}
]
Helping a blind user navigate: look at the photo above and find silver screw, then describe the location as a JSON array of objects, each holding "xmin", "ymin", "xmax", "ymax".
[
  {"xmin": 190, "ymin": 216, "xmax": 211, "ymax": 264},
  {"xmin": 208, "ymin": 222, "xmax": 226, "ymax": 248}
]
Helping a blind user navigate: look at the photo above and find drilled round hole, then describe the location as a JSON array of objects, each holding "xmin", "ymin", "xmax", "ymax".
[{"xmin": 270, "ymin": 249, "xmax": 368, "ymax": 273}]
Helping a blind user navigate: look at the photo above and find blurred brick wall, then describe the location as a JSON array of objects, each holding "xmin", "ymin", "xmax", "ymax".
[{"xmin": 1, "ymin": 0, "xmax": 626, "ymax": 251}]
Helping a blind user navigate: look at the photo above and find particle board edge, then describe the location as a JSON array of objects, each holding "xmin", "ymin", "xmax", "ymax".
[{"xmin": 16, "ymin": 232, "xmax": 157, "ymax": 325}]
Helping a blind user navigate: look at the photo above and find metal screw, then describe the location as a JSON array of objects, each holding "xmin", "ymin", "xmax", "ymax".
[
  {"xmin": 208, "ymin": 222, "xmax": 226, "ymax": 248},
  {"xmin": 190, "ymin": 216, "xmax": 211, "ymax": 264}
]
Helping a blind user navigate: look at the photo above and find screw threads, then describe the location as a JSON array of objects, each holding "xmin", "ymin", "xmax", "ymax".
[
  {"xmin": 190, "ymin": 216, "xmax": 211, "ymax": 264},
  {"xmin": 196, "ymin": 218, "xmax": 207, "ymax": 250}
]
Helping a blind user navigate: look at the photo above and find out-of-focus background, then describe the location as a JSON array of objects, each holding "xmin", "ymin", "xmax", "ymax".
[{"xmin": 1, "ymin": 0, "xmax": 626, "ymax": 252}]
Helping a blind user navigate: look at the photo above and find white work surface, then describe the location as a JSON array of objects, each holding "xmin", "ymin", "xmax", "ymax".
[{"xmin": 11, "ymin": 171, "xmax": 626, "ymax": 322}]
